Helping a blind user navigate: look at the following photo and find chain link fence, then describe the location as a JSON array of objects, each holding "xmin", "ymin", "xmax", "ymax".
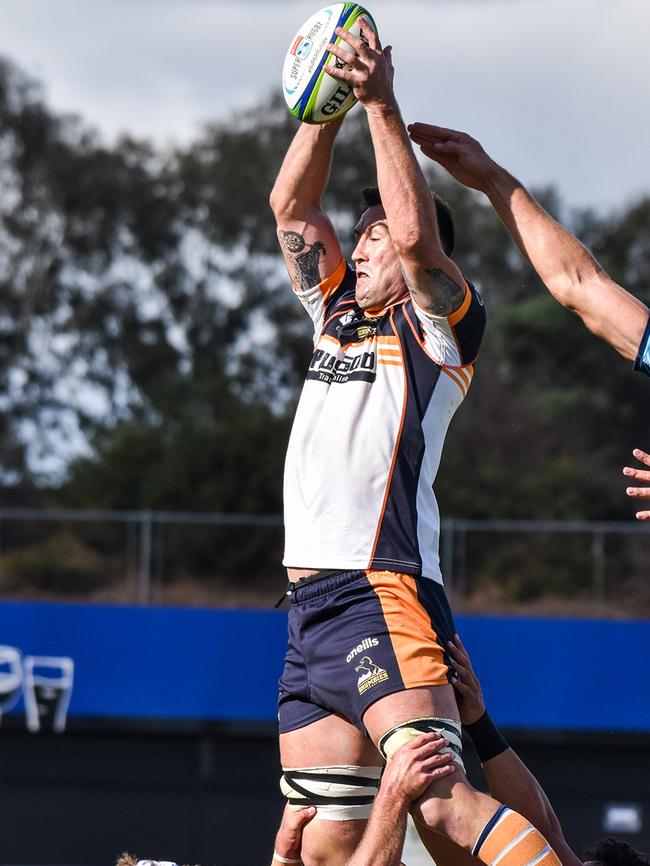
[{"xmin": 0, "ymin": 508, "xmax": 647, "ymax": 615}]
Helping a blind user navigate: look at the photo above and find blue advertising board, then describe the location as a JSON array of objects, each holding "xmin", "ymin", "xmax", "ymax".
[{"xmin": 0, "ymin": 601, "xmax": 648, "ymax": 732}]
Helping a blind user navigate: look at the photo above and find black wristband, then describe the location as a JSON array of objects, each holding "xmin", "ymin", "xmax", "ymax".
[{"xmin": 464, "ymin": 710, "xmax": 509, "ymax": 763}]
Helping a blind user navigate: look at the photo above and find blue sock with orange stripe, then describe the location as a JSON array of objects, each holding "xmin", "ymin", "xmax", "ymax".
[{"xmin": 472, "ymin": 806, "xmax": 562, "ymax": 866}]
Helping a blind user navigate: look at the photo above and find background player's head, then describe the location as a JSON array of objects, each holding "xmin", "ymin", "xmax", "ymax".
[
  {"xmin": 583, "ymin": 838, "xmax": 650, "ymax": 866},
  {"xmin": 352, "ymin": 187, "xmax": 456, "ymax": 311}
]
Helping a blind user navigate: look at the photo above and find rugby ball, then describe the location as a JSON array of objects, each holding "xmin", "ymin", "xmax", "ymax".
[{"xmin": 282, "ymin": 3, "xmax": 377, "ymax": 124}]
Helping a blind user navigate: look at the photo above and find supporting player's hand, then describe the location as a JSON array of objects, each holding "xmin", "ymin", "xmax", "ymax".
[
  {"xmin": 407, "ymin": 124, "xmax": 500, "ymax": 194},
  {"xmin": 448, "ymin": 633, "xmax": 486, "ymax": 725},
  {"xmin": 382, "ymin": 732, "xmax": 456, "ymax": 802},
  {"xmin": 325, "ymin": 19, "xmax": 395, "ymax": 112},
  {"xmin": 623, "ymin": 448, "xmax": 650, "ymax": 520},
  {"xmin": 274, "ymin": 804, "xmax": 316, "ymax": 862}
]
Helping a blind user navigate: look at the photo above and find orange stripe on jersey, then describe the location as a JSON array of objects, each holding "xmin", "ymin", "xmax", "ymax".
[
  {"xmin": 478, "ymin": 813, "xmax": 531, "ymax": 864},
  {"xmin": 378, "ymin": 359, "xmax": 403, "ymax": 366},
  {"xmin": 319, "ymin": 333, "xmax": 341, "ymax": 349},
  {"xmin": 447, "ymin": 280, "xmax": 472, "ymax": 326},
  {"xmin": 441, "ymin": 367, "xmax": 467, "ymax": 398},
  {"xmin": 319, "ymin": 259, "xmax": 347, "ymax": 302},
  {"xmin": 365, "ymin": 571, "xmax": 449, "ymax": 687}
]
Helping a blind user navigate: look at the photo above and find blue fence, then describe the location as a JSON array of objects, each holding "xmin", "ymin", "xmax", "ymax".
[{"xmin": 1, "ymin": 601, "xmax": 648, "ymax": 732}]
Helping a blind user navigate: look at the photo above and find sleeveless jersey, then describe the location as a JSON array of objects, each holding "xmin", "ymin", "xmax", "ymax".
[{"xmin": 283, "ymin": 259, "xmax": 486, "ymax": 583}]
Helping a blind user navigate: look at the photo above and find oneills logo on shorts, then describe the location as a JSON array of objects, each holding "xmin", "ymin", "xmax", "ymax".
[{"xmin": 354, "ymin": 656, "xmax": 389, "ymax": 695}]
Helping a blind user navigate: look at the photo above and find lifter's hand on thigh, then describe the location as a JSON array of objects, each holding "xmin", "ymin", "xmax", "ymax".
[
  {"xmin": 381, "ymin": 732, "xmax": 456, "ymax": 804},
  {"xmin": 274, "ymin": 804, "xmax": 317, "ymax": 863}
]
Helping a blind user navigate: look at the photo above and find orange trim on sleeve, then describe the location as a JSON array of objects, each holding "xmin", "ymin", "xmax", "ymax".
[
  {"xmin": 447, "ymin": 281, "xmax": 472, "ymax": 327},
  {"xmin": 478, "ymin": 813, "xmax": 531, "ymax": 863},
  {"xmin": 319, "ymin": 258, "xmax": 347, "ymax": 302}
]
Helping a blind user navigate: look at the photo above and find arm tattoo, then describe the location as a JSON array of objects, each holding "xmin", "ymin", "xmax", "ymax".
[
  {"xmin": 279, "ymin": 230, "xmax": 326, "ymax": 291},
  {"xmin": 423, "ymin": 267, "xmax": 465, "ymax": 316}
]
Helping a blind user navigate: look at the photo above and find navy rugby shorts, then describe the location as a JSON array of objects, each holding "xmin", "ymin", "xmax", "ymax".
[{"xmin": 278, "ymin": 569, "xmax": 456, "ymax": 734}]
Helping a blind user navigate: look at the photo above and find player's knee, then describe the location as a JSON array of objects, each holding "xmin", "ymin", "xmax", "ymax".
[
  {"xmin": 280, "ymin": 764, "xmax": 382, "ymax": 821},
  {"xmin": 300, "ymin": 819, "xmax": 366, "ymax": 866}
]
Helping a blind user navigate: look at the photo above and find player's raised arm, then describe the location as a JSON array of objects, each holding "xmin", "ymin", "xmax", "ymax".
[
  {"xmin": 269, "ymin": 119, "xmax": 345, "ymax": 295},
  {"xmin": 408, "ymin": 123, "xmax": 650, "ymax": 363},
  {"xmin": 326, "ymin": 23, "xmax": 466, "ymax": 318}
]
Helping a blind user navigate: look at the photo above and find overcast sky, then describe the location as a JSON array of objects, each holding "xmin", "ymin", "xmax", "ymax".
[{"xmin": 2, "ymin": 0, "xmax": 650, "ymax": 212}]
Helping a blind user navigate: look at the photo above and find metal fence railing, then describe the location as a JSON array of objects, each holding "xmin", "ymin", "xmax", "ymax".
[{"xmin": 0, "ymin": 508, "xmax": 647, "ymax": 613}]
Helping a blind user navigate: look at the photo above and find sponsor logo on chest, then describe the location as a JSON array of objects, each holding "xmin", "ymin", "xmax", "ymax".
[{"xmin": 307, "ymin": 347, "xmax": 376, "ymax": 384}]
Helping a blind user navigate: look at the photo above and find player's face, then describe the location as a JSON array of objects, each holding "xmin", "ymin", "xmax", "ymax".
[{"xmin": 352, "ymin": 206, "xmax": 407, "ymax": 311}]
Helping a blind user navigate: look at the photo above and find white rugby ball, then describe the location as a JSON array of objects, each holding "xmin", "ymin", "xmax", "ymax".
[{"xmin": 282, "ymin": 3, "xmax": 377, "ymax": 124}]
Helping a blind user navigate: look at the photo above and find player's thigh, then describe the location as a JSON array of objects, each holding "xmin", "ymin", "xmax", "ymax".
[
  {"xmin": 280, "ymin": 711, "xmax": 381, "ymax": 766},
  {"xmin": 280, "ymin": 715, "xmax": 379, "ymax": 866},
  {"xmin": 362, "ymin": 682, "xmax": 460, "ymax": 745}
]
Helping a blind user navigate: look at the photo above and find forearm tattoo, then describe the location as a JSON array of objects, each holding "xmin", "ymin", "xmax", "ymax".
[
  {"xmin": 424, "ymin": 267, "xmax": 465, "ymax": 316},
  {"xmin": 279, "ymin": 230, "xmax": 326, "ymax": 291}
]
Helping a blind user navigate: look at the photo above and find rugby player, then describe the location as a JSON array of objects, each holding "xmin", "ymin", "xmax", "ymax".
[{"xmin": 270, "ymin": 19, "xmax": 565, "ymax": 866}]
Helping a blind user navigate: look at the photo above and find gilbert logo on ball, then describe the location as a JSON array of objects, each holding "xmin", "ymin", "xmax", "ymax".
[{"xmin": 282, "ymin": 3, "xmax": 377, "ymax": 124}]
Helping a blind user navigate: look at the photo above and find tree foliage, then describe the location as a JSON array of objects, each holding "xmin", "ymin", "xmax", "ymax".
[{"xmin": 0, "ymin": 56, "xmax": 648, "ymax": 522}]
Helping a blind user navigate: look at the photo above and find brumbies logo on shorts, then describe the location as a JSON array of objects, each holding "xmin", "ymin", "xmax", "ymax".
[
  {"xmin": 354, "ymin": 656, "xmax": 389, "ymax": 695},
  {"xmin": 346, "ymin": 638, "xmax": 389, "ymax": 695}
]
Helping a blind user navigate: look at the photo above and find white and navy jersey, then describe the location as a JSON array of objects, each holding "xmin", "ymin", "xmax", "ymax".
[{"xmin": 283, "ymin": 260, "xmax": 486, "ymax": 583}]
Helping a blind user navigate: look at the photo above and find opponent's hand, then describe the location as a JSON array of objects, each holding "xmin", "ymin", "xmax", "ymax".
[
  {"xmin": 448, "ymin": 633, "xmax": 486, "ymax": 726},
  {"xmin": 325, "ymin": 19, "xmax": 395, "ymax": 111},
  {"xmin": 407, "ymin": 124, "xmax": 500, "ymax": 193},
  {"xmin": 274, "ymin": 804, "xmax": 316, "ymax": 862},
  {"xmin": 382, "ymin": 732, "xmax": 456, "ymax": 802},
  {"xmin": 624, "ymin": 448, "xmax": 650, "ymax": 520}
]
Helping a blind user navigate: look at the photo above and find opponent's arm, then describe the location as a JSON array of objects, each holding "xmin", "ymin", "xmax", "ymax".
[
  {"xmin": 346, "ymin": 733, "xmax": 456, "ymax": 866},
  {"xmin": 269, "ymin": 119, "xmax": 345, "ymax": 292},
  {"xmin": 326, "ymin": 25, "xmax": 466, "ymax": 317},
  {"xmin": 408, "ymin": 124, "xmax": 649, "ymax": 360},
  {"xmin": 624, "ymin": 448, "xmax": 650, "ymax": 520},
  {"xmin": 448, "ymin": 636, "xmax": 582, "ymax": 866}
]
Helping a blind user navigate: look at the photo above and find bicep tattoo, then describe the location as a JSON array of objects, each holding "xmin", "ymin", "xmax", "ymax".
[
  {"xmin": 423, "ymin": 267, "xmax": 466, "ymax": 317},
  {"xmin": 279, "ymin": 230, "xmax": 326, "ymax": 291}
]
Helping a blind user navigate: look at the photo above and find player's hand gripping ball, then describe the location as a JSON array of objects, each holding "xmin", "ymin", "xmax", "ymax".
[{"xmin": 282, "ymin": 3, "xmax": 377, "ymax": 124}]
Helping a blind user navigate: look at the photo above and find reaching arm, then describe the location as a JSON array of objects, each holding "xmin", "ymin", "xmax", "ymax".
[
  {"xmin": 326, "ymin": 25, "xmax": 466, "ymax": 317},
  {"xmin": 448, "ymin": 635, "xmax": 583, "ymax": 866},
  {"xmin": 270, "ymin": 119, "xmax": 345, "ymax": 293},
  {"xmin": 347, "ymin": 733, "xmax": 456, "ymax": 866},
  {"xmin": 408, "ymin": 123, "xmax": 650, "ymax": 360}
]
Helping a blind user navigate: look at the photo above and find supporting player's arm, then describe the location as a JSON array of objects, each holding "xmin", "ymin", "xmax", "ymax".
[
  {"xmin": 326, "ymin": 24, "xmax": 466, "ymax": 317},
  {"xmin": 408, "ymin": 123, "xmax": 650, "ymax": 361},
  {"xmin": 448, "ymin": 635, "xmax": 583, "ymax": 866},
  {"xmin": 347, "ymin": 733, "xmax": 456, "ymax": 866},
  {"xmin": 269, "ymin": 119, "xmax": 345, "ymax": 292}
]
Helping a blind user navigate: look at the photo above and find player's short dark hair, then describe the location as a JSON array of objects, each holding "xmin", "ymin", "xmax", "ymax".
[
  {"xmin": 360, "ymin": 186, "xmax": 456, "ymax": 257},
  {"xmin": 583, "ymin": 838, "xmax": 650, "ymax": 866}
]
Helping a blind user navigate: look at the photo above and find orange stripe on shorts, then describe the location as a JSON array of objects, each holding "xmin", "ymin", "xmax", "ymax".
[{"xmin": 365, "ymin": 570, "xmax": 449, "ymax": 688}]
